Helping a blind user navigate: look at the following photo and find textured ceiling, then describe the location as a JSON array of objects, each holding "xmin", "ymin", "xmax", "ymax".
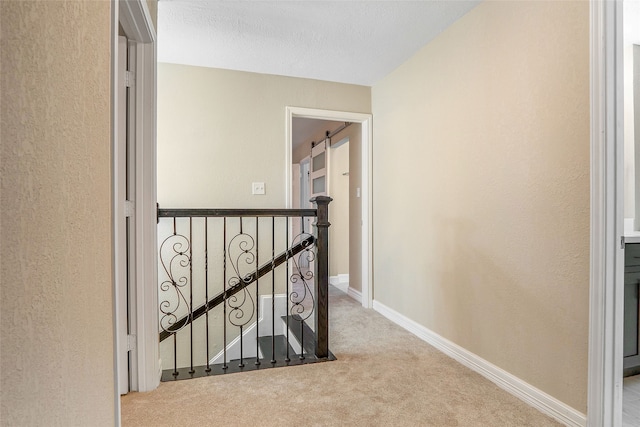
[{"xmin": 158, "ymin": 0, "xmax": 481, "ymax": 86}]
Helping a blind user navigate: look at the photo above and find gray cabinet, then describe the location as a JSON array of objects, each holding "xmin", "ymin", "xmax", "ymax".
[{"xmin": 625, "ymin": 244, "xmax": 640, "ymax": 376}]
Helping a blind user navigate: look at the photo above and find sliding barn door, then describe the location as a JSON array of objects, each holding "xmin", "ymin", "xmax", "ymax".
[{"xmin": 310, "ymin": 139, "xmax": 328, "ymax": 198}]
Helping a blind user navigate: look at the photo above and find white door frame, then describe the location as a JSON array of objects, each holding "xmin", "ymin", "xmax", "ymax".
[
  {"xmin": 588, "ymin": 1, "xmax": 624, "ymax": 426},
  {"xmin": 112, "ymin": 0, "xmax": 158, "ymax": 423},
  {"xmin": 285, "ymin": 107, "xmax": 373, "ymax": 309}
]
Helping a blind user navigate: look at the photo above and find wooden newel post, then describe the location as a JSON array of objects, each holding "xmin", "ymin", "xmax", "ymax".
[{"xmin": 311, "ymin": 195, "xmax": 332, "ymax": 359}]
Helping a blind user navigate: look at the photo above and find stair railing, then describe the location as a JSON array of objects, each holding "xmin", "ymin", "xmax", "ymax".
[{"xmin": 157, "ymin": 196, "xmax": 332, "ymax": 380}]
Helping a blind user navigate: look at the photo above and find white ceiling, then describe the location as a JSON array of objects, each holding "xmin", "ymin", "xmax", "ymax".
[{"xmin": 157, "ymin": 0, "xmax": 481, "ymax": 86}]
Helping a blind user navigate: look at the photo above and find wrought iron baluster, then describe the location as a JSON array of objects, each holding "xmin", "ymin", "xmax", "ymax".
[
  {"xmin": 205, "ymin": 218, "xmax": 210, "ymax": 372},
  {"xmin": 285, "ymin": 216, "xmax": 290, "ymax": 363},
  {"xmin": 226, "ymin": 216, "xmax": 256, "ymax": 369},
  {"xmin": 271, "ymin": 216, "xmax": 276, "ymax": 363},
  {"xmin": 158, "ymin": 215, "xmax": 192, "ymax": 377},
  {"xmin": 288, "ymin": 212, "xmax": 317, "ymax": 361},
  {"xmin": 173, "ymin": 217, "xmax": 177, "ymax": 376},
  {"xmin": 239, "ymin": 217, "xmax": 244, "ymax": 369},
  {"xmin": 300, "ymin": 319, "xmax": 305, "ymax": 360},
  {"xmin": 189, "ymin": 217, "xmax": 194, "ymax": 374},
  {"xmin": 173, "ymin": 334, "xmax": 177, "ymax": 377},
  {"xmin": 223, "ymin": 217, "xmax": 227, "ymax": 370},
  {"xmin": 300, "ymin": 214, "xmax": 304, "ymax": 360},
  {"xmin": 239, "ymin": 325, "xmax": 244, "ymax": 368},
  {"xmin": 255, "ymin": 217, "xmax": 260, "ymax": 366}
]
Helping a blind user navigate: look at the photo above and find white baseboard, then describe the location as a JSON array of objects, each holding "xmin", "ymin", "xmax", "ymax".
[
  {"xmin": 372, "ymin": 300, "xmax": 586, "ymax": 427},
  {"xmin": 347, "ymin": 287, "xmax": 362, "ymax": 303},
  {"xmin": 329, "ymin": 274, "xmax": 349, "ymax": 293}
]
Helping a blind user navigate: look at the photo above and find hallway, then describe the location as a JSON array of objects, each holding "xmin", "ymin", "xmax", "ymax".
[{"xmin": 121, "ymin": 287, "xmax": 560, "ymax": 426}]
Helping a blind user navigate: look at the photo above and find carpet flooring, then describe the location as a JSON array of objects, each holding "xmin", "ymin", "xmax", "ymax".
[{"xmin": 121, "ymin": 287, "xmax": 561, "ymax": 426}]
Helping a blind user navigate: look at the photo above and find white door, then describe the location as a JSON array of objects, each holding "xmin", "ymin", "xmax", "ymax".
[
  {"xmin": 310, "ymin": 139, "xmax": 328, "ymax": 198},
  {"xmin": 115, "ymin": 36, "xmax": 129, "ymax": 395},
  {"xmin": 115, "ymin": 36, "xmax": 138, "ymax": 395}
]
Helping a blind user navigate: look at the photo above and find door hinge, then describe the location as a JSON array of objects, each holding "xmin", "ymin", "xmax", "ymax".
[
  {"xmin": 125, "ymin": 70, "xmax": 135, "ymax": 88},
  {"xmin": 124, "ymin": 200, "xmax": 135, "ymax": 217},
  {"xmin": 622, "ymin": 235, "xmax": 626, "ymax": 249},
  {"xmin": 127, "ymin": 334, "xmax": 137, "ymax": 351}
]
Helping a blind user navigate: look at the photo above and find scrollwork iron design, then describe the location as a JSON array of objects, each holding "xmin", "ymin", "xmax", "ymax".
[
  {"xmin": 159, "ymin": 232, "xmax": 192, "ymax": 334},
  {"xmin": 289, "ymin": 230, "xmax": 316, "ymax": 321},
  {"xmin": 226, "ymin": 231, "xmax": 256, "ymax": 328}
]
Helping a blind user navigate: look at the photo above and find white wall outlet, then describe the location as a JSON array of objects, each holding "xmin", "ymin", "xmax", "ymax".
[
  {"xmin": 356, "ymin": 187, "xmax": 361, "ymax": 198},
  {"xmin": 252, "ymin": 182, "xmax": 266, "ymax": 195}
]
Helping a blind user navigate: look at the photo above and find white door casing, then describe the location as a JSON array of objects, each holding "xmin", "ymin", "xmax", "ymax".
[
  {"xmin": 112, "ymin": 2, "xmax": 158, "ymax": 425},
  {"xmin": 588, "ymin": 1, "xmax": 624, "ymax": 426},
  {"xmin": 115, "ymin": 35, "xmax": 129, "ymax": 396}
]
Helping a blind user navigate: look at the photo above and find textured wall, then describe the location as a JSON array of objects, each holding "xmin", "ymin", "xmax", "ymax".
[
  {"xmin": 372, "ymin": 0, "xmax": 589, "ymax": 413},
  {"xmin": 157, "ymin": 63, "xmax": 371, "ymax": 208},
  {"xmin": 1, "ymin": 1, "xmax": 114, "ymax": 425}
]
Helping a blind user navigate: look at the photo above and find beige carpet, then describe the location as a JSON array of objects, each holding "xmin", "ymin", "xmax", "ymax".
[{"xmin": 121, "ymin": 288, "xmax": 561, "ymax": 426}]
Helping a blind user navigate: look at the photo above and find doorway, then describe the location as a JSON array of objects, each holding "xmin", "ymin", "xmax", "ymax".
[
  {"xmin": 589, "ymin": 1, "xmax": 628, "ymax": 426},
  {"xmin": 291, "ymin": 119, "xmax": 351, "ymax": 292},
  {"xmin": 286, "ymin": 107, "xmax": 373, "ymax": 308}
]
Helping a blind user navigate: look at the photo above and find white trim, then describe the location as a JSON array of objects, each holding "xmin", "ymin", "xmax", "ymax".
[
  {"xmin": 329, "ymin": 274, "xmax": 349, "ymax": 293},
  {"xmin": 209, "ymin": 294, "xmax": 303, "ymax": 364},
  {"xmin": 133, "ymin": 39, "xmax": 159, "ymax": 393},
  {"xmin": 362, "ymin": 117, "xmax": 373, "ymax": 309},
  {"xmin": 285, "ymin": 111, "xmax": 293, "ymax": 206},
  {"xmin": 110, "ymin": 3, "xmax": 121, "ymax": 424},
  {"xmin": 115, "ymin": 35, "xmax": 129, "ymax": 396},
  {"xmin": 209, "ymin": 322, "xmax": 258, "ymax": 364},
  {"xmin": 113, "ymin": 0, "xmax": 158, "ymax": 411},
  {"xmin": 126, "ymin": 37, "xmax": 139, "ymax": 393},
  {"xmin": 347, "ymin": 287, "xmax": 362, "ymax": 304},
  {"xmin": 285, "ymin": 107, "xmax": 373, "ymax": 309},
  {"xmin": 119, "ymin": 0, "xmax": 155, "ymax": 44},
  {"xmin": 588, "ymin": 1, "xmax": 624, "ymax": 426},
  {"xmin": 372, "ymin": 300, "xmax": 586, "ymax": 427}
]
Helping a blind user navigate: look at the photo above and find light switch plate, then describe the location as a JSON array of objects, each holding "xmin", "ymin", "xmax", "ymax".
[{"xmin": 252, "ymin": 182, "xmax": 266, "ymax": 195}]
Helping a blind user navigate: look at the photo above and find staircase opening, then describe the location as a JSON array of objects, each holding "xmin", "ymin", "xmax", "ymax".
[{"xmin": 157, "ymin": 199, "xmax": 334, "ymax": 381}]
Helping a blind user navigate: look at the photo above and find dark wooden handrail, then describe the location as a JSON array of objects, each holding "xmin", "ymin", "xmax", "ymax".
[
  {"xmin": 159, "ymin": 234, "xmax": 315, "ymax": 342},
  {"xmin": 158, "ymin": 207, "xmax": 317, "ymax": 219}
]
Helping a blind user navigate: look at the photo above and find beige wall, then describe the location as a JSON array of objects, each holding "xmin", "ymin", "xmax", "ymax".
[
  {"xmin": 371, "ymin": 0, "xmax": 589, "ymax": 414},
  {"xmin": 157, "ymin": 63, "xmax": 371, "ymax": 209},
  {"xmin": 1, "ymin": 1, "xmax": 114, "ymax": 425},
  {"xmin": 345, "ymin": 124, "xmax": 363, "ymax": 293},
  {"xmin": 329, "ymin": 140, "xmax": 349, "ymax": 277},
  {"xmin": 330, "ymin": 124, "xmax": 363, "ymax": 292}
]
